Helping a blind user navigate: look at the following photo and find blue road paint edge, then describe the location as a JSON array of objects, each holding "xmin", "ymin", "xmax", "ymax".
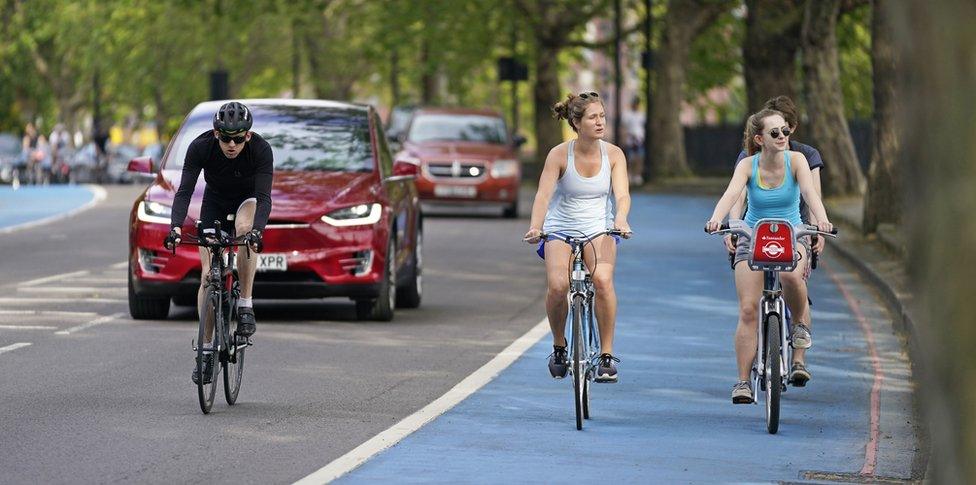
[
  {"xmin": 0, "ymin": 185, "xmax": 106, "ymax": 235},
  {"xmin": 293, "ymin": 318, "xmax": 551, "ymax": 485}
]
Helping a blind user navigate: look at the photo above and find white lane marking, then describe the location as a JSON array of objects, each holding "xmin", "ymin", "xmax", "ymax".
[
  {"xmin": 0, "ymin": 297, "xmax": 125, "ymax": 304},
  {"xmin": 293, "ymin": 317, "xmax": 550, "ymax": 485},
  {"xmin": 0, "ymin": 343, "xmax": 32, "ymax": 355},
  {"xmin": 0, "ymin": 310, "xmax": 99, "ymax": 317},
  {"xmin": 0, "ymin": 185, "xmax": 107, "ymax": 235},
  {"xmin": 111, "ymin": 261, "xmax": 128, "ymax": 269},
  {"xmin": 65, "ymin": 277, "xmax": 124, "ymax": 284},
  {"xmin": 17, "ymin": 287, "xmax": 126, "ymax": 294},
  {"xmin": 19, "ymin": 270, "xmax": 91, "ymax": 287},
  {"xmin": 0, "ymin": 325, "xmax": 57, "ymax": 330},
  {"xmin": 55, "ymin": 312, "xmax": 125, "ymax": 335}
]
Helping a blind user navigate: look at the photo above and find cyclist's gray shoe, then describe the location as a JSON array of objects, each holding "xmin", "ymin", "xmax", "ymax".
[
  {"xmin": 595, "ymin": 353, "xmax": 619, "ymax": 383},
  {"xmin": 788, "ymin": 362, "xmax": 811, "ymax": 387},
  {"xmin": 792, "ymin": 323, "xmax": 812, "ymax": 349},
  {"xmin": 732, "ymin": 381, "xmax": 753, "ymax": 404},
  {"xmin": 192, "ymin": 352, "xmax": 215, "ymax": 385},
  {"xmin": 237, "ymin": 307, "xmax": 256, "ymax": 336},
  {"xmin": 548, "ymin": 345, "xmax": 569, "ymax": 379}
]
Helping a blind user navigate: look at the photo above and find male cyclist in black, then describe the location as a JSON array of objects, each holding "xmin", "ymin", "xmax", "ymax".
[{"xmin": 163, "ymin": 101, "xmax": 273, "ymax": 384}]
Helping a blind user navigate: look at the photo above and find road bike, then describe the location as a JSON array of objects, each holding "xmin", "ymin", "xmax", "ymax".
[
  {"xmin": 710, "ymin": 219, "xmax": 836, "ymax": 433},
  {"xmin": 176, "ymin": 221, "xmax": 258, "ymax": 414}
]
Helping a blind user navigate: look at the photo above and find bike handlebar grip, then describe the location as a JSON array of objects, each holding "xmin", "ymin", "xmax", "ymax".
[{"xmin": 720, "ymin": 223, "xmax": 730, "ymax": 231}]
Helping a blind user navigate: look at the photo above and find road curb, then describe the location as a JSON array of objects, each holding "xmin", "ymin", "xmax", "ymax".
[{"xmin": 826, "ymin": 232, "xmax": 930, "ymax": 481}]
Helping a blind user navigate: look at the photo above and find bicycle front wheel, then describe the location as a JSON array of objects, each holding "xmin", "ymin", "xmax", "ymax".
[
  {"xmin": 571, "ymin": 295, "xmax": 585, "ymax": 430},
  {"xmin": 197, "ymin": 295, "xmax": 220, "ymax": 414},
  {"xmin": 765, "ymin": 314, "xmax": 782, "ymax": 434}
]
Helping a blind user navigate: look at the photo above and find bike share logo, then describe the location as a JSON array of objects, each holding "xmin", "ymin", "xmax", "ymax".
[{"xmin": 762, "ymin": 240, "xmax": 786, "ymax": 258}]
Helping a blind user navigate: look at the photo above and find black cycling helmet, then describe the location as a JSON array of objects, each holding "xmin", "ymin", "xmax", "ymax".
[{"xmin": 213, "ymin": 101, "xmax": 252, "ymax": 133}]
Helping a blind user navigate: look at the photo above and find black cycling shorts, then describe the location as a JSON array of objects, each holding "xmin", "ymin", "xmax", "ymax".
[{"xmin": 199, "ymin": 192, "xmax": 255, "ymax": 235}]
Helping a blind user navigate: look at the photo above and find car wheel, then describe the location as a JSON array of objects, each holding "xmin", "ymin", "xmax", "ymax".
[
  {"xmin": 396, "ymin": 225, "xmax": 422, "ymax": 309},
  {"xmin": 357, "ymin": 235, "xmax": 396, "ymax": 322},
  {"xmin": 128, "ymin": 269, "xmax": 170, "ymax": 320},
  {"xmin": 502, "ymin": 199, "xmax": 518, "ymax": 219}
]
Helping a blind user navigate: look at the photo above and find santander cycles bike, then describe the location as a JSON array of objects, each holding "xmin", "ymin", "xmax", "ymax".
[
  {"xmin": 709, "ymin": 219, "xmax": 836, "ymax": 433},
  {"xmin": 534, "ymin": 229, "xmax": 626, "ymax": 430},
  {"xmin": 173, "ymin": 221, "xmax": 260, "ymax": 414}
]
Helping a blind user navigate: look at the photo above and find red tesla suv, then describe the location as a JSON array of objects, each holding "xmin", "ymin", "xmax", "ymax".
[
  {"xmin": 395, "ymin": 108, "xmax": 524, "ymax": 218},
  {"xmin": 127, "ymin": 99, "xmax": 422, "ymax": 321}
]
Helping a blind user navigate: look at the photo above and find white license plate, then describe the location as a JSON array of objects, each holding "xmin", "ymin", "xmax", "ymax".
[
  {"xmin": 256, "ymin": 253, "xmax": 287, "ymax": 272},
  {"xmin": 434, "ymin": 185, "xmax": 477, "ymax": 198}
]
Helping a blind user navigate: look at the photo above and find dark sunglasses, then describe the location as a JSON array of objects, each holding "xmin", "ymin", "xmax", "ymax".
[
  {"xmin": 579, "ymin": 91, "xmax": 599, "ymax": 99},
  {"xmin": 768, "ymin": 128, "xmax": 792, "ymax": 139},
  {"xmin": 217, "ymin": 132, "xmax": 247, "ymax": 144}
]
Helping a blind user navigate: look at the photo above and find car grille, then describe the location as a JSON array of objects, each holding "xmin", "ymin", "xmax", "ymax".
[{"xmin": 426, "ymin": 161, "xmax": 486, "ymax": 179}]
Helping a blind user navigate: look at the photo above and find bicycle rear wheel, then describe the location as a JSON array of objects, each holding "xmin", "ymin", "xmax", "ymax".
[
  {"xmin": 223, "ymin": 281, "xmax": 245, "ymax": 405},
  {"xmin": 765, "ymin": 314, "xmax": 782, "ymax": 434},
  {"xmin": 223, "ymin": 326, "xmax": 246, "ymax": 405},
  {"xmin": 571, "ymin": 295, "xmax": 585, "ymax": 430},
  {"xmin": 197, "ymin": 295, "xmax": 220, "ymax": 414}
]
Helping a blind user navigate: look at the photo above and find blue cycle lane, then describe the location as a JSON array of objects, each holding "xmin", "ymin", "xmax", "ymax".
[
  {"xmin": 334, "ymin": 193, "xmax": 916, "ymax": 483},
  {"xmin": 0, "ymin": 185, "xmax": 100, "ymax": 232}
]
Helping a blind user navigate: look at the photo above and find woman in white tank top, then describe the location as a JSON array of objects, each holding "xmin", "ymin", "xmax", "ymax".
[{"xmin": 523, "ymin": 91, "xmax": 633, "ymax": 383}]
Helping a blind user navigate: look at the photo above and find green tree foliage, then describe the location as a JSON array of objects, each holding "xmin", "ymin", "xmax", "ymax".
[{"xmin": 836, "ymin": 2, "xmax": 872, "ymax": 119}]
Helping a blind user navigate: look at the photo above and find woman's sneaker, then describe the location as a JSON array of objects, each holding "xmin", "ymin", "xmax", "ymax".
[
  {"xmin": 732, "ymin": 380, "xmax": 753, "ymax": 404},
  {"xmin": 789, "ymin": 362, "xmax": 812, "ymax": 387},
  {"xmin": 548, "ymin": 345, "xmax": 569, "ymax": 379},
  {"xmin": 595, "ymin": 353, "xmax": 620, "ymax": 383},
  {"xmin": 792, "ymin": 323, "xmax": 812, "ymax": 349}
]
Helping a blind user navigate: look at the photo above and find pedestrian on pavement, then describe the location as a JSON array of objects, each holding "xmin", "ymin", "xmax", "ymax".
[
  {"xmin": 620, "ymin": 96, "xmax": 645, "ymax": 185},
  {"xmin": 705, "ymin": 108, "xmax": 833, "ymax": 404},
  {"xmin": 523, "ymin": 91, "xmax": 633, "ymax": 383}
]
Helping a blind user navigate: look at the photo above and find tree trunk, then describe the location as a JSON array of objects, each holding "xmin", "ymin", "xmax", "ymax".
[
  {"xmin": 650, "ymin": 0, "xmax": 733, "ymax": 178},
  {"xmin": 420, "ymin": 38, "xmax": 437, "ymax": 105},
  {"xmin": 892, "ymin": 0, "xmax": 976, "ymax": 481},
  {"xmin": 743, "ymin": 0, "xmax": 802, "ymax": 114},
  {"xmin": 800, "ymin": 0, "xmax": 865, "ymax": 196},
  {"xmin": 531, "ymin": 43, "xmax": 563, "ymax": 166},
  {"xmin": 862, "ymin": 0, "xmax": 899, "ymax": 234}
]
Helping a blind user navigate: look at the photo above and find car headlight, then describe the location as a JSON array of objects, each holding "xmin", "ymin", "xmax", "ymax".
[
  {"xmin": 321, "ymin": 203, "xmax": 382, "ymax": 227},
  {"xmin": 490, "ymin": 159, "xmax": 519, "ymax": 178},
  {"xmin": 137, "ymin": 200, "xmax": 172, "ymax": 224}
]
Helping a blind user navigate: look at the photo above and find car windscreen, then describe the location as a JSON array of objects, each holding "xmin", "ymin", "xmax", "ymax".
[
  {"xmin": 407, "ymin": 114, "xmax": 507, "ymax": 144},
  {"xmin": 166, "ymin": 105, "xmax": 374, "ymax": 172}
]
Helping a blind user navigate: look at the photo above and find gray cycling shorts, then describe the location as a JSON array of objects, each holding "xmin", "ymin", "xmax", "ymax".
[{"xmin": 732, "ymin": 236, "xmax": 812, "ymax": 280}]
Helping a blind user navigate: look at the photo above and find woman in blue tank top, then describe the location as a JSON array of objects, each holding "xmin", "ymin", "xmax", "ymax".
[
  {"xmin": 523, "ymin": 91, "xmax": 633, "ymax": 383},
  {"xmin": 705, "ymin": 109, "xmax": 833, "ymax": 405}
]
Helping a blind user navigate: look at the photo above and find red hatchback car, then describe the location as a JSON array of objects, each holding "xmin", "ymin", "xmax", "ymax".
[
  {"xmin": 127, "ymin": 99, "xmax": 422, "ymax": 321},
  {"xmin": 396, "ymin": 108, "xmax": 524, "ymax": 218}
]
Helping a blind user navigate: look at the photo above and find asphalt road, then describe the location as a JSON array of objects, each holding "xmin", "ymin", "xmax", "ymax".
[{"xmin": 0, "ymin": 185, "xmax": 548, "ymax": 484}]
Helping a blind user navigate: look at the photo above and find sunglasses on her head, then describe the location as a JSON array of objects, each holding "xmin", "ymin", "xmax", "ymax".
[
  {"xmin": 217, "ymin": 132, "xmax": 247, "ymax": 144},
  {"xmin": 768, "ymin": 127, "xmax": 792, "ymax": 139},
  {"xmin": 578, "ymin": 91, "xmax": 599, "ymax": 99}
]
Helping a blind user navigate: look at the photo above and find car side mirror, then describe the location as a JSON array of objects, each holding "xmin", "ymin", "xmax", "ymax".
[
  {"xmin": 512, "ymin": 134, "xmax": 527, "ymax": 148},
  {"xmin": 127, "ymin": 156, "xmax": 154, "ymax": 174},
  {"xmin": 392, "ymin": 159, "xmax": 419, "ymax": 178}
]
